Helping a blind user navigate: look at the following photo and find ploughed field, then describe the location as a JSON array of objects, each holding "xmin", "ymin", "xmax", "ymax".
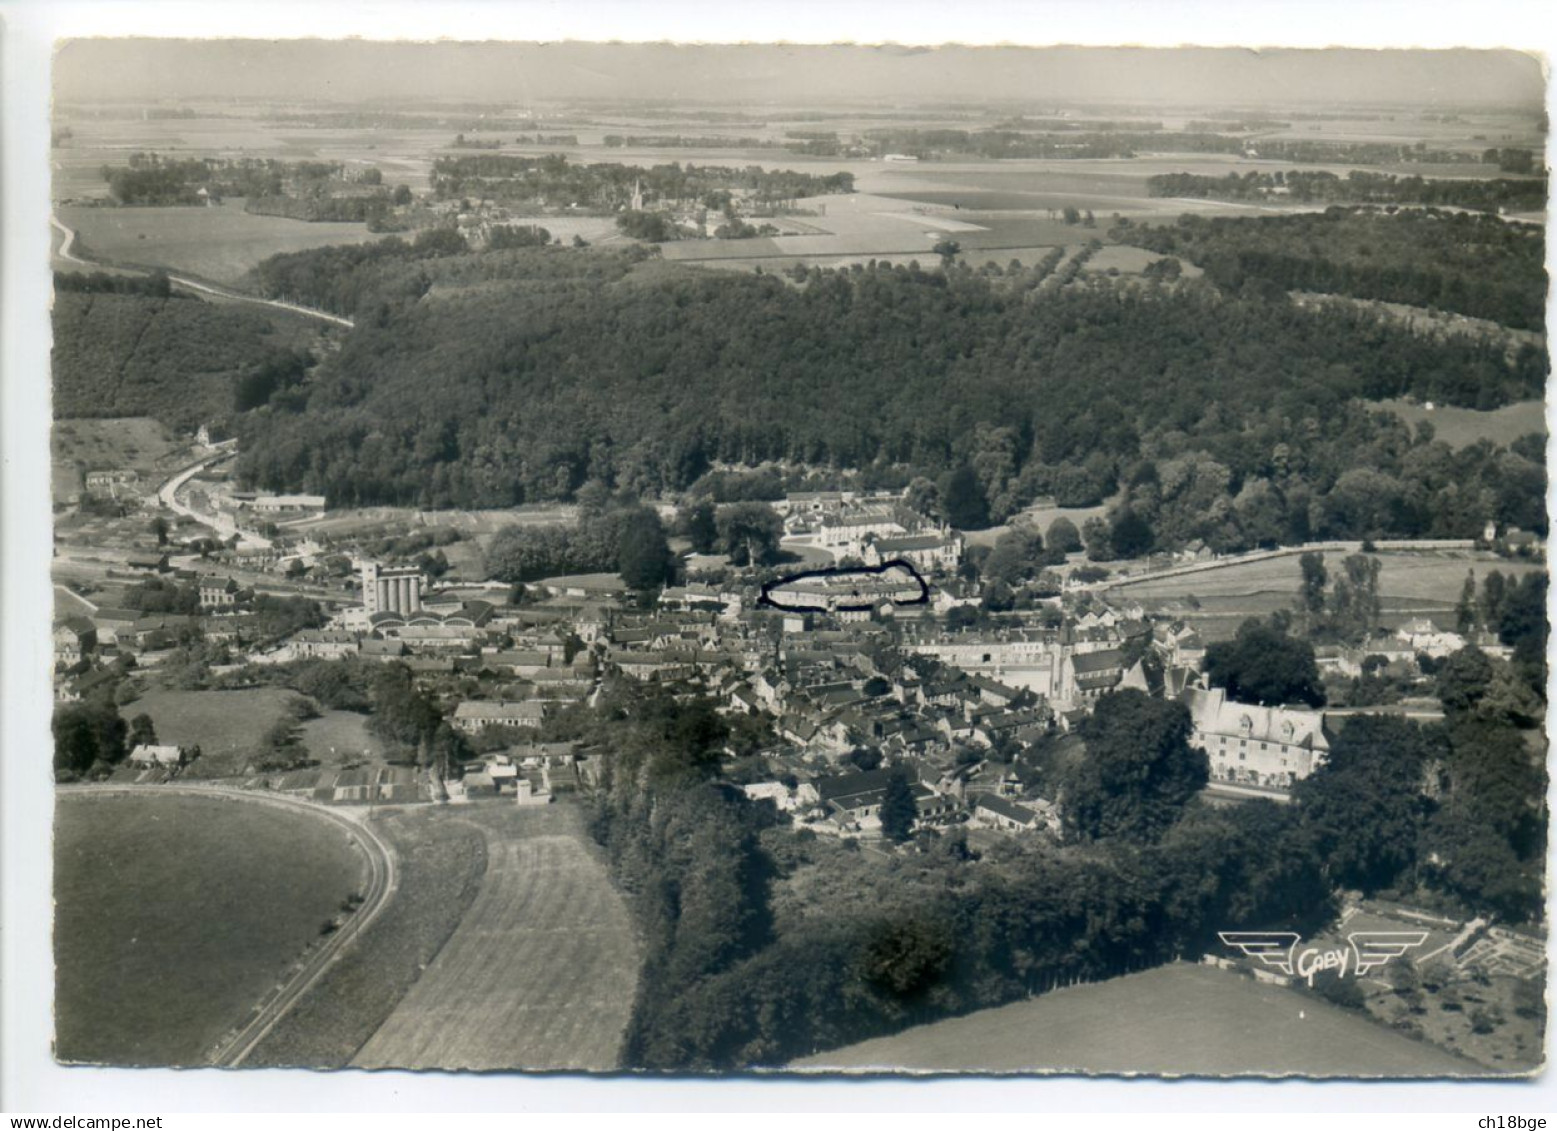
[
  {"xmin": 53, "ymin": 790, "xmax": 367, "ymax": 1066},
  {"xmin": 793, "ymin": 962, "xmax": 1483, "ymax": 1076},
  {"xmin": 352, "ymin": 803, "xmax": 640, "ymax": 1071}
]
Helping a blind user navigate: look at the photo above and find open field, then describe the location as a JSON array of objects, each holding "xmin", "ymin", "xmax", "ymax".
[
  {"xmin": 57, "ymin": 200, "xmax": 381, "ymax": 286},
  {"xmin": 245, "ymin": 806, "xmax": 488, "ymax": 1067},
  {"xmin": 1373, "ymin": 398, "xmax": 1547, "ymax": 449},
  {"xmin": 53, "ymin": 790, "xmax": 368, "ymax": 1066},
  {"xmin": 353, "ymin": 802, "xmax": 640, "ymax": 1071},
  {"xmin": 793, "ymin": 962, "xmax": 1483, "ymax": 1076},
  {"xmin": 299, "ymin": 710, "xmax": 385, "ymax": 765},
  {"xmin": 122, "ymin": 688, "xmax": 305, "ymax": 774}
]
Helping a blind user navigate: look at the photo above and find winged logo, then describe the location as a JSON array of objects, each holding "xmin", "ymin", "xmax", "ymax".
[
  {"xmin": 1348, "ymin": 931, "xmax": 1430, "ymax": 975},
  {"xmin": 1217, "ymin": 931, "xmax": 1300, "ymax": 976},
  {"xmin": 1218, "ymin": 929, "xmax": 1430, "ymax": 983}
]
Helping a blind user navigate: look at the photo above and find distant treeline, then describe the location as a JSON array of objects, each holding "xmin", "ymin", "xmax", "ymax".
[
  {"xmin": 230, "ymin": 240, "xmax": 1546, "ymax": 552},
  {"xmin": 99, "ymin": 153, "xmax": 386, "ymax": 207},
  {"xmin": 848, "ymin": 129, "xmax": 1496, "ymax": 165},
  {"xmin": 1183, "ymin": 118, "xmax": 1290, "ymax": 132},
  {"xmin": 1124, "ymin": 207, "xmax": 1547, "ymax": 331},
  {"xmin": 603, "ymin": 135, "xmax": 775, "ymax": 150},
  {"xmin": 429, "ymin": 154, "xmax": 854, "ymax": 211},
  {"xmin": 1146, "ymin": 170, "xmax": 1548, "ymax": 214}
]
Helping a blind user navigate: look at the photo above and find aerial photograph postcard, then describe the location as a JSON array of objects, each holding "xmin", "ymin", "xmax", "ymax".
[{"xmin": 45, "ymin": 38, "xmax": 1550, "ymax": 1077}]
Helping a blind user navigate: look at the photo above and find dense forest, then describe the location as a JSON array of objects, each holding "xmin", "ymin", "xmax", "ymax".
[
  {"xmin": 1123, "ymin": 207, "xmax": 1547, "ymax": 331},
  {"xmin": 230, "ymin": 237, "xmax": 1546, "ymax": 550},
  {"xmin": 1146, "ymin": 170, "xmax": 1548, "ymax": 214},
  {"xmin": 577, "ymin": 654, "xmax": 1544, "ymax": 1070},
  {"xmin": 429, "ymin": 154, "xmax": 854, "ymax": 211},
  {"xmin": 52, "ymin": 280, "xmax": 315, "ymax": 430}
]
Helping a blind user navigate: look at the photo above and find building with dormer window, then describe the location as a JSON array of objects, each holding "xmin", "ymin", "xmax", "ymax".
[{"xmin": 1183, "ymin": 686, "xmax": 1330, "ymax": 795}]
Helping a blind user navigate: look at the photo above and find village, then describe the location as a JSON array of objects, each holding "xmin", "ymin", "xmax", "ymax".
[{"xmin": 51, "ymin": 433, "xmax": 1541, "ymax": 854}]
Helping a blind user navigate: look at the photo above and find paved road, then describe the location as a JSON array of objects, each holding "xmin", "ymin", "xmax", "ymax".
[
  {"xmin": 50, "ymin": 214, "xmax": 356, "ymax": 329},
  {"xmin": 154, "ymin": 446, "xmax": 276, "ymax": 551}
]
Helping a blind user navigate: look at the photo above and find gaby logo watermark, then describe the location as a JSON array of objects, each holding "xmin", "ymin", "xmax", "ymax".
[{"xmin": 1218, "ymin": 931, "xmax": 1430, "ymax": 986}]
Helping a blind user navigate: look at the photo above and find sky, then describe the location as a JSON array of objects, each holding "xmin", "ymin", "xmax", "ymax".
[{"xmin": 53, "ymin": 41, "xmax": 1547, "ymax": 110}]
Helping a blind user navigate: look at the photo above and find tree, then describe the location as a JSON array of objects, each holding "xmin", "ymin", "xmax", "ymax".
[
  {"xmin": 1060, "ymin": 690, "xmax": 1207, "ymax": 843},
  {"xmin": 1292, "ymin": 714, "xmax": 1438, "ymax": 892},
  {"xmin": 1045, "ymin": 516, "xmax": 1082, "ymax": 556},
  {"xmin": 1203, "ymin": 619, "xmax": 1326, "ymax": 707},
  {"xmin": 939, "ymin": 463, "xmax": 989, "ymax": 530},
  {"xmin": 52, "ymin": 700, "xmax": 127, "ymax": 778},
  {"xmin": 617, "ymin": 507, "xmax": 674, "ymax": 590},
  {"xmin": 847, "ymin": 746, "xmax": 884, "ymax": 772},
  {"xmin": 878, "ymin": 766, "xmax": 918, "ymax": 844},
  {"xmin": 1455, "ymin": 569, "xmax": 1479, "ymax": 634},
  {"xmin": 1436, "ymin": 646, "xmax": 1495, "ymax": 717},
  {"xmin": 932, "ymin": 239, "xmax": 961, "ymax": 268},
  {"xmin": 148, "ymin": 516, "xmax": 170, "ymax": 546},
  {"xmin": 127, "ymin": 713, "xmax": 158, "ymax": 749},
  {"xmin": 1324, "ymin": 554, "xmax": 1382, "ymax": 644},
  {"xmin": 904, "ymin": 476, "xmax": 942, "ymax": 522},
  {"xmin": 716, "ymin": 502, "xmax": 783, "ymax": 567},
  {"xmin": 392, "ymin": 184, "xmax": 413, "ymax": 206},
  {"xmin": 1298, "ymin": 551, "xmax": 1328, "ymax": 625},
  {"xmin": 1108, "ymin": 507, "xmax": 1155, "ymax": 559},
  {"xmin": 682, "ymin": 500, "xmax": 719, "ymax": 554},
  {"xmin": 1481, "ymin": 570, "xmax": 1509, "ymax": 631},
  {"xmin": 982, "ymin": 527, "xmax": 1045, "ymax": 586},
  {"xmin": 367, "ymin": 663, "xmax": 443, "ymax": 751},
  {"xmin": 1082, "ymin": 516, "xmax": 1114, "ymax": 561}
]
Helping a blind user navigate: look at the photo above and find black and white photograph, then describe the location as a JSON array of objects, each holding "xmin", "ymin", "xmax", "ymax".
[{"xmin": 4, "ymin": 6, "xmax": 1554, "ymax": 1108}]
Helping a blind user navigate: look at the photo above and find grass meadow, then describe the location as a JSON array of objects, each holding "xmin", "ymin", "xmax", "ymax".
[
  {"xmin": 53, "ymin": 791, "xmax": 366, "ymax": 1066},
  {"xmin": 124, "ymin": 688, "xmax": 305, "ymax": 777},
  {"xmin": 794, "ymin": 962, "xmax": 1481, "ymax": 1076},
  {"xmin": 1374, "ymin": 398, "xmax": 1547, "ymax": 450}
]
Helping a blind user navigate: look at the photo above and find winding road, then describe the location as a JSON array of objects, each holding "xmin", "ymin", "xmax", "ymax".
[
  {"xmin": 50, "ymin": 214, "xmax": 356, "ymax": 329},
  {"xmin": 61, "ymin": 784, "xmax": 398, "ymax": 1067}
]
